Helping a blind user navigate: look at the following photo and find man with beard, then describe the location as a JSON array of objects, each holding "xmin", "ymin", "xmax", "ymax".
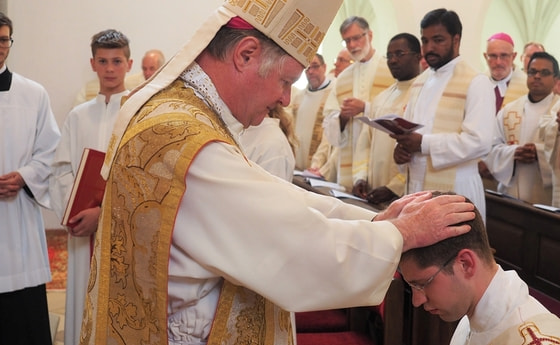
[
  {"xmin": 391, "ymin": 8, "xmax": 494, "ymax": 220},
  {"xmin": 322, "ymin": 16, "xmax": 394, "ymax": 191},
  {"xmin": 353, "ymin": 33, "xmax": 422, "ymax": 205},
  {"xmin": 483, "ymin": 52, "xmax": 559, "ymax": 205}
]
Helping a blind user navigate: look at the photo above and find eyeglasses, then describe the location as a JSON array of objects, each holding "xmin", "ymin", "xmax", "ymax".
[
  {"xmin": 342, "ymin": 32, "xmax": 367, "ymax": 46},
  {"xmin": 486, "ymin": 53, "xmax": 513, "ymax": 61},
  {"xmin": 384, "ymin": 51, "xmax": 416, "ymax": 60},
  {"xmin": 306, "ymin": 63, "xmax": 323, "ymax": 71},
  {"xmin": 0, "ymin": 37, "xmax": 13, "ymax": 48},
  {"xmin": 402, "ymin": 252, "xmax": 457, "ymax": 292},
  {"xmin": 527, "ymin": 68, "xmax": 554, "ymax": 77}
]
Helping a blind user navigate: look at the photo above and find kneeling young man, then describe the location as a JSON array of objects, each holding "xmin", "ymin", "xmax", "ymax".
[{"xmin": 399, "ymin": 192, "xmax": 560, "ymax": 344}]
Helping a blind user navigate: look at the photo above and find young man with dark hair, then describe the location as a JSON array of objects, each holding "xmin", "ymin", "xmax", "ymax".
[
  {"xmin": 50, "ymin": 28, "xmax": 133, "ymax": 345},
  {"xmin": 399, "ymin": 192, "xmax": 560, "ymax": 344}
]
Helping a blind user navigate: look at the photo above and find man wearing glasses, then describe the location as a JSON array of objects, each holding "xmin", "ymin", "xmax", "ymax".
[
  {"xmin": 398, "ymin": 193, "xmax": 560, "ymax": 344},
  {"xmin": 290, "ymin": 53, "xmax": 333, "ymax": 171},
  {"xmin": 353, "ymin": 33, "xmax": 422, "ymax": 206},
  {"xmin": 322, "ymin": 16, "xmax": 393, "ymax": 191},
  {"xmin": 0, "ymin": 12, "xmax": 61, "ymax": 345},
  {"xmin": 483, "ymin": 52, "xmax": 559, "ymax": 206}
]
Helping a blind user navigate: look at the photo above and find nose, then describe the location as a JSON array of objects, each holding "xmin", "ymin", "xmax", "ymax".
[
  {"xmin": 279, "ymin": 87, "xmax": 291, "ymax": 107},
  {"xmin": 411, "ymin": 288, "xmax": 427, "ymax": 307}
]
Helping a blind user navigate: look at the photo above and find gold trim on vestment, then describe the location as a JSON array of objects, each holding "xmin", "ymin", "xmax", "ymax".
[{"xmin": 81, "ymin": 80, "xmax": 293, "ymax": 345}]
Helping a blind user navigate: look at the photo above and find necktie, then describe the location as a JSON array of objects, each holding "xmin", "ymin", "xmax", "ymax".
[{"xmin": 494, "ymin": 85, "xmax": 504, "ymax": 115}]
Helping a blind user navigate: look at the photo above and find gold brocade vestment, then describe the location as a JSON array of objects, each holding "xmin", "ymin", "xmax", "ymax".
[{"xmin": 80, "ymin": 80, "xmax": 293, "ymax": 345}]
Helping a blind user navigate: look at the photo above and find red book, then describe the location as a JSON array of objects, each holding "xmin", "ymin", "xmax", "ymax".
[{"xmin": 61, "ymin": 148, "xmax": 106, "ymax": 227}]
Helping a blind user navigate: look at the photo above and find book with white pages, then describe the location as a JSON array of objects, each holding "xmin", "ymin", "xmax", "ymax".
[
  {"xmin": 308, "ymin": 178, "xmax": 346, "ymax": 192},
  {"xmin": 330, "ymin": 189, "xmax": 367, "ymax": 202},
  {"xmin": 357, "ymin": 114, "xmax": 423, "ymax": 135}
]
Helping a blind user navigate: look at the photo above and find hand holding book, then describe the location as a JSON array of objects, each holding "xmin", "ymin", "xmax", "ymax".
[
  {"xmin": 357, "ymin": 114, "xmax": 423, "ymax": 135},
  {"xmin": 62, "ymin": 148, "xmax": 106, "ymax": 227}
]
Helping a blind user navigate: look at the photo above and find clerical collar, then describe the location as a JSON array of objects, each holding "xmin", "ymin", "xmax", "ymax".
[
  {"xmin": 308, "ymin": 79, "xmax": 331, "ymax": 92},
  {"xmin": 0, "ymin": 65, "xmax": 12, "ymax": 91},
  {"xmin": 491, "ymin": 70, "xmax": 513, "ymax": 96}
]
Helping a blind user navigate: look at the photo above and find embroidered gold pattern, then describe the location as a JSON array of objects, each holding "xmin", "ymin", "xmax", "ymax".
[
  {"xmin": 226, "ymin": 0, "xmax": 326, "ymax": 64},
  {"xmin": 81, "ymin": 80, "xmax": 293, "ymax": 345}
]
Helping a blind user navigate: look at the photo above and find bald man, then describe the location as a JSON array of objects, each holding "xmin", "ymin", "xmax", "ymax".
[{"xmin": 141, "ymin": 49, "xmax": 165, "ymax": 80}]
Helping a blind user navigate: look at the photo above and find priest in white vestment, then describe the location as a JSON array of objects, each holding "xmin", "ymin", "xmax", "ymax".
[{"xmin": 484, "ymin": 52, "xmax": 559, "ymax": 205}]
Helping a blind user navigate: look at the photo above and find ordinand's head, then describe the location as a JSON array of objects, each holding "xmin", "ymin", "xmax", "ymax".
[{"xmin": 399, "ymin": 192, "xmax": 496, "ymax": 323}]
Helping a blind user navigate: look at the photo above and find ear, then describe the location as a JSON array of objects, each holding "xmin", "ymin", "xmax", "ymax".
[
  {"xmin": 483, "ymin": 52, "xmax": 488, "ymax": 60},
  {"xmin": 512, "ymin": 52, "xmax": 518, "ymax": 61},
  {"xmin": 455, "ymin": 249, "xmax": 477, "ymax": 278},
  {"xmin": 90, "ymin": 57, "xmax": 96, "ymax": 72},
  {"xmin": 127, "ymin": 58, "xmax": 133, "ymax": 73},
  {"xmin": 232, "ymin": 36, "xmax": 260, "ymax": 72}
]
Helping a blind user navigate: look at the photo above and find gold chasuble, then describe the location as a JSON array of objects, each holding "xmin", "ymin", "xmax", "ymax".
[
  {"xmin": 406, "ymin": 60, "xmax": 476, "ymax": 191},
  {"xmin": 80, "ymin": 81, "xmax": 293, "ymax": 345}
]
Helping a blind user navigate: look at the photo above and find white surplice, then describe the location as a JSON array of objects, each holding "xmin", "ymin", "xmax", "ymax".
[
  {"xmin": 484, "ymin": 93, "xmax": 556, "ymax": 205},
  {"xmin": 0, "ymin": 71, "xmax": 60, "ymax": 293},
  {"xmin": 49, "ymin": 90, "xmax": 128, "ymax": 345},
  {"xmin": 238, "ymin": 116, "xmax": 295, "ymax": 181}
]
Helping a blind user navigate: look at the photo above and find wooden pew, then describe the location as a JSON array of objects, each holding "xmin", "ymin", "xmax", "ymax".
[{"xmin": 485, "ymin": 191, "xmax": 560, "ymax": 308}]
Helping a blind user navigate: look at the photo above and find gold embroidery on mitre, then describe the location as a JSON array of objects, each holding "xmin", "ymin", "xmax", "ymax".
[
  {"xmin": 225, "ymin": 0, "xmax": 327, "ymax": 65},
  {"xmin": 519, "ymin": 322, "xmax": 560, "ymax": 344}
]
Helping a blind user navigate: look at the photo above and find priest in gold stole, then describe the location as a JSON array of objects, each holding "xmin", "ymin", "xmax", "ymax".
[{"xmin": 78, "ymin": 2, "xmax": 480, "ymax": 345}]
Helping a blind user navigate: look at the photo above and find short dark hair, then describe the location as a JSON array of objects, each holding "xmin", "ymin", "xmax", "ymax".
[
  {"xmin": 315, "ymin": 53, "xmax": 325, "ymax": 65},
  {"xmin": 421, "ymin": 8, "xmax": 462, "ymax": 38},
  {"xmin": 0, "ymin": 12, "xmax": 13, "ymax": 36},
  {"xmin": 400, "ymin": 192, "xmax": 494, "ymax": 273},
  {"xmin": 91, "ymin": 29, "xmax": 131, "ymax": 59},
  {"xmin": 528, "ymin": 51, "xmax": 560, "ymax": 78},
  {"xmin": 389, "ymin": 33, "xmax": 421, "ymax": 54},
  {"xmin": 340, "ymin": 16, "xmax": 370, "ymax": 34}
]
